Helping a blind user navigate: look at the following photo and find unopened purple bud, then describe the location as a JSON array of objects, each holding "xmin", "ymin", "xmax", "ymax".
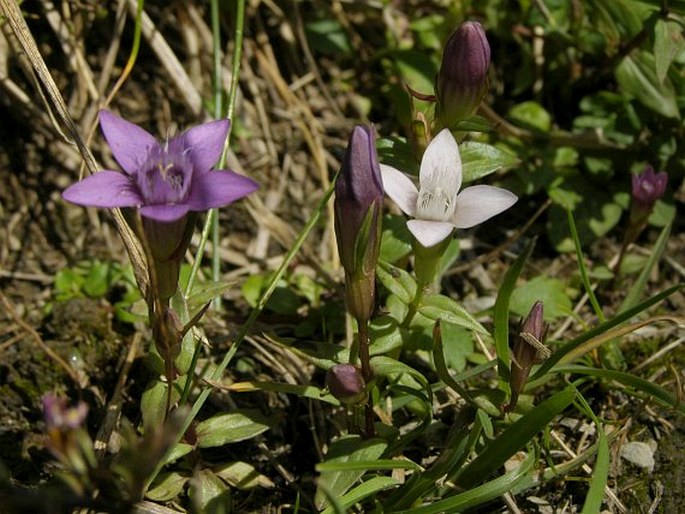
[
  {"xmin": 506, "ymin": 301, "xmax": 549, "ymax": 412},
  {"xmin": 436, "ymin": 21, "xmax": 490, "ymax": 127},
  {"xmin": 43, "ymin": 394, "xmax": 88, "ymax": 431},
  {"xmin": 326, "ymin": 364, "xmax": 366, "ymax": 404},
  {"xmin": 631, "ymin": 166, "xmax": 667, "ymax": 214},
  {"xmin": 334, "ymin": 125, "xmax": 384, "ymax": 322}
]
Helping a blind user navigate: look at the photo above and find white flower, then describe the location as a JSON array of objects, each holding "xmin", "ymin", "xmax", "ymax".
[{"xmin": 380, "ymin": 129, "xmax": 518, "ymax": 248}]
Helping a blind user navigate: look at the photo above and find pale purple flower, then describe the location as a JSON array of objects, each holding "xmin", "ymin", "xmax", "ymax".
[
  {"xmin": 63, "ymin": 110, "xmax": 258, "ymax": 222},
  {"xmin": 631, "ymin": 165, "xmax": 667, "ymax": 214},
  {"xmin": 380, "ymin": 129, "xmax": 517, "ymax": 248}
]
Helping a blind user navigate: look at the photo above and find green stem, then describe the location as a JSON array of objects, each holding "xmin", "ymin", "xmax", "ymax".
[
  {"xmin": 145, "ymin": 173, "xmax": 338, "ymax": 490},
  {"xmin": 357, "ymin": 320, "xmax": 374, "ymax": 437}
]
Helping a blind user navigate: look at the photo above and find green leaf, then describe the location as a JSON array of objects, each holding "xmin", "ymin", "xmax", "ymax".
[
  {"xmin": 460, "ymin": 142, "xmax": 519, "ymax": 183},
  {"xmin": 440, "ymin": 321, "xmax": 474, "ymax": 372},
  {"xmin": 455, "ymin": 388, "xmax": 575, "ymax": 489},
  {"xmin": 377, "ymin": 260, "xmax": 417, "ymax": 305},
  {"xmin": 187, "ymin": 280, "xmax": 239, "ymax": 319},
  {"xmin": 377, "ymin": 136, "xmax": 418, "ymax": 177},
  {"xmin": 306, "ymin": 19, "xmax": 351, "ymax": 55},
  {"xmin": 315, "ymin": 436, "xmax": 388, "ymax": 509},
  {"xmin": 146, "ymin": 471, "xmax": 189, "ymax": 502},
  {"xmin": 620, "ymin": 220, "xmax": 672, "ymax": 312},
  {"xmin": 214, "ymin": 461, "xmax": 275, "ymax": 490},
  {"xmin": 141, "ymin": 380, "xmax": 178, "ymax": 434},
  {"xmin": 508, "ymin": 101, "xmax": 551, "ymax": 131},
  {"xmin": 321, "ymin": 476, "xmax": 399, "ymax": 514},
  {"xmin": 195, "ymin": 410, "xmax": 272, "ymax": 448},
  {"xmin": 417, "ymin": 293, "xmax": 489, "ymax": 335},
  {"xmin": 548, "ymin": 176, "xmax": 623, "ymax": 252},
  {"xmin": 83, "ymin": 261, "xmax": 111, "ymax": 298},
  {"xmin": 371, "ymin": 355, "xmax": 432, "ymax": 401},
  {"xmin": 654, "ymin": 19, "xmax": 685, "ymax": 84},
  {"xmin": 394, "ymin": 452, "xmax": 536, "ymax": 514},
  {"xmin": 391, "ymin": 49, "xmax": 439, "ymax": 99},
  {"xmin": 531, "ymin": 285, "xmax": 684, "ymax": 379},
  {"xmin": 615, "ymin": 51, "xmax": 680, "ymax": 119},
  {"xmin": 189, "ymin": 469, "xmax": 230, "ymax": 514},
  {"xmin": 380, "ymin": 214, "xmax": 413, "ymax": 263},
  {"xmin": 510, "ymin": 276, "xmax": 573, "ymax": 320},
  {"xmin": 494, "ymin": 239, "xmax": 536, "ymax": 382}
]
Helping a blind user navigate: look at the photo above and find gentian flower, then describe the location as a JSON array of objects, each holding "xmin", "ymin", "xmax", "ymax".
[
  {"xmin": 380, "ymin": 128, "xmax": 517, "ymax": 248},
  {"xmin": 325, "ymin": 364, "xmax": 365, "ymax": 405},
  {"xmin": 63, "ymin": 110, "xmax": 259, "ymax": 299},
  {"xmin": 631, "ymin": 165, "xmax": 667, "ymax": 215},
  {"xmin": 436, "ymin": 21, "xmax": 490, "ymax": 128},
  {"xmin": 506, "ymin": 301, "xmax": 549, "ymax": 412},
  {"xmin": 334, "ymin": 125, "xmax": 384, "ymax": 323}
]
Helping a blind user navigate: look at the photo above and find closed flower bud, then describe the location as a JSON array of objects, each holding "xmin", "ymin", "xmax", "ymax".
[
  {"xmin": 334, "ymin": 125, "xmax": 384, "ymax": 322},
  {"xmin": 506, "ymin": 301, "xmax": 549, "ymax": 412},
  {"xmin": 631, "ymin": 165, "xmax": 667, "ymax": 219},
  {"xmin": 436, "ymin": 21, "xmax": 490, "ymax": 128},
  {"xmin": 326, "ymin": 364, "xmax": 366, "ymax": 404}
]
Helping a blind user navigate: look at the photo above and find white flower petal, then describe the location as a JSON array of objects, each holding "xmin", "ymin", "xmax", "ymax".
[
  {"xmin": 380, "ymin": 164, "xmax": 418, "ymax": 216},
  {"xmin": 452, "ymin": 185, "xmax": 518, "ymax": 228},
  {"xmin": 407, "ymin": 219, "xmax": 455, "ymax": 248},
  {"xmin": 419, "ymin": 129, "xmax": 462, "ymax": 194}
]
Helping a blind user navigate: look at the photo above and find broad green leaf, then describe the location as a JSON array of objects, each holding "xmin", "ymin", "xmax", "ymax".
[
  {"xmin": 196, "ymin": 410, "xmax": 272, "ymax": 448},
  {"xmin": 440, "ymin": 320, "xmax": 474, "ymax": 372},
  {"xmin": 189, "ymin": 469, "xmax": 230, "ymax": 514},
  {"xmin": 321, "ymin": 476, "xmax": 400, "ymax": 514},
  {"xmin": 371, "ymin": 355, "xmax": 432, "ymax": 399},
  {"xmin": 654, "ymin": 19, "xmax": 685, "ymax": 84},
  {"xmin": 510, "ymin": 276, "xmax": 573, "ymax": 320},
  {"xmin": 315, "ymin": 436, "xmax": 388, "ymax": 509},
  {"xmin": 460, "ymin": 142, "xmax": 519, "ymax": 183},
  {"xmin": 160, "ymin": 443, "xmax": 193, "ymax": 467},
  {"xmin": 146, "ymin": 471, "xmax": 189, "ymax": 502},
  {"xmin": 377, "ymin": 260, "xmax": 417, "ymax": 305},
  {"xmin": 417, "ymin": 293, "xmax": 488, "ymax": 335},
  {"xmin": 379, "ymin": 214, "xmax": 413, "ymax": 263},
  {"xmin": 377, "ymin": 136, "xmax": 418, "ymax": 176},
  {"xmin": 391, "ymin": 49, "xmax": 439, "ymax": 99},
  {"xmin": 615, "ymin": 51, "xmax": 680, "ymax": 119},
  {"xmin": 141, "ymin": 380, "xmax": 178, "ymax": 434},
  {"xmin": 306, "ymin": 19, "xmax": 351, "ymax": 55},
  {"xmin": 187, "ymin": 280, "xmax": 239, "ymax": 318},
  {"xmin": 548, "ymin": 176, "xmax": 623, "ymax": 252},
  {"xmin": 83, "ymin": 261, "xmax": 111, "ymax": 298},
  {"xmin": 508, "ymin": 101, "xmax": 551, "ymax": 131},
  {"xmin": 214, "ymin": 461, "xmax": 275, "ymax": 490}
]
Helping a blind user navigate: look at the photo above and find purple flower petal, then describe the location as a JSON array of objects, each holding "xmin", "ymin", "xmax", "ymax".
[
  {"xmin": 452, "ymin": 185, "xmax": 518, "ymax": 228},
  {"xmin": 186, "ymin": 170, "xmax": 259, "ymax": 211},
  {"xmin": 380, "ymin": 164, "xmax": 419, "ymax": 216},
  {"xmin": 99, "ymin": 110, "xmax": 158, "ymax": 176},
  {"xmin": 406, "ymin": 219, "xmax": 455, "ymax": 248},
  {"xmin": 62, "ymin": 171, "xmax": 143, "ymax": 208},
  {"xmin": 182, "ymin": 119, "xmax": 230, "ymax": 173},
  {"xmin": 140, "ymin": 203, "xmax": 191, "ymax": 222}
]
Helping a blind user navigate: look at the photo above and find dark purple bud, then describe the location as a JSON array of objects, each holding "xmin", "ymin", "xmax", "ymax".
[
  {"xmin": 326, "ymin": 364, "xmax": 366, "ymax": 404},
  {"xmin": 436, "ymin": 21, "xmax": 490, "ymax": 127},
  {"xmin": 43, "ymin": 393, "xmax": 88, "ymax": 431},
  {"xmin": 334, "ymin": 125, "xmax": 384, "ymax": 322},
  {"xmin": 631, "ymin": 166, "xmax": 667, "ymax": 214},
  {"xmin": 506, "ymin": 301, "xmax": 549, "ymax": 412}
]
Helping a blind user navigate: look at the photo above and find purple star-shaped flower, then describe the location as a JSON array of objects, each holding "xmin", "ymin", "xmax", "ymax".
[{"xmin": 63, "ymin": 110, "xmax": 259, "ymax": 222}]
